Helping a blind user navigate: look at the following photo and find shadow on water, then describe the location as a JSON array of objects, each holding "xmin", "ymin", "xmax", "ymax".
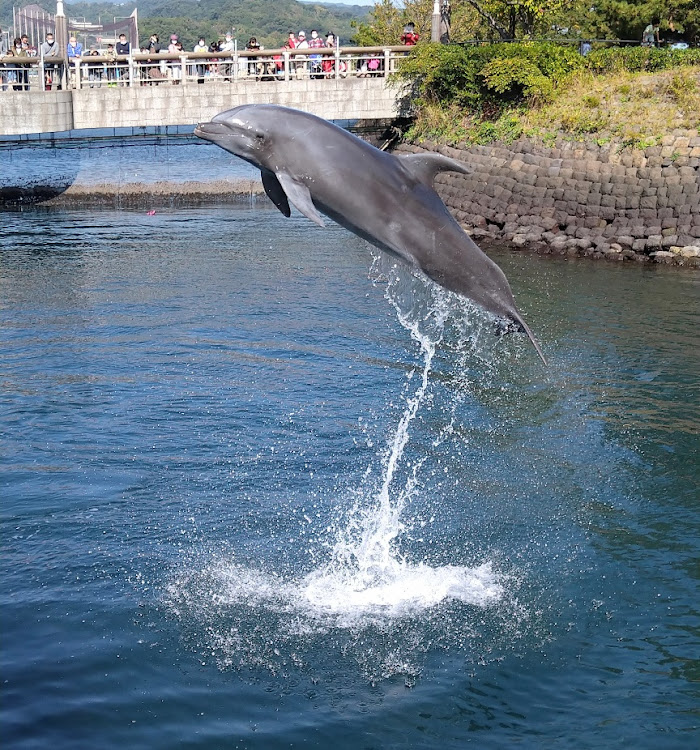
[{"xmin": 0, "ymin": 134, "xmax": 252, "ymax": 208}]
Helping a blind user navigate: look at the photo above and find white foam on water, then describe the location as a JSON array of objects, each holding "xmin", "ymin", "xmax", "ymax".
[
  {"xmin": 163, "ymin": 262, "xmax": 516, "ymax": 677},
  {"xmin": 300, "ymin": 561, "xmax": 502, "ymax": 619}
]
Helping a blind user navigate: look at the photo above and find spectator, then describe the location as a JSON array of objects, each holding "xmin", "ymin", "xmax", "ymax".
[
  {"xmin": 116, "ymin": 33, "xmax": 130, "ymax": 55},
  {"xmin": 86, "ymin": 45, "xmax": 102, "ymax": 87},
  {"xmin": 323, "ymin": 31, "xmax": 335, "ymax": 78},
  {"xmin": 168, "ymin": 34, "xmax": 182, "ymax": 84},
  {"xmin": 295, "ymin": 30, "xmax": 309, "ymax": 78},
  {"xmin": 143, "ymin": 33, "xmax": 165, "ymax": 83},
  {"xmin": 105, "ymin": 43, "xmax": 117, "ymax": 85},
  {"xmin": 308, "ymin": 29, "xmax": 324, "ymax": 79},
  {"xmin": 193, "ymin": 37, "xmax": 208, "ymax": 83},
  {"xmin": 220, "ymin": 32, "xmax": 234, "ymax": 80},
  {"xmin": 273, "ymin": 43, "xmax": 287, "ymax": 79},
  {"xmin": 21, "ymin": 33, "xmax": 36, "ymax": 56},
  {"xmin": 400, "ymin": 22, "xmax": 420, "ymax": 46},
  {"xmin": 40, "ymin": 31, "xmax": 62, "ymax": 89},
  {"xmin": 67, "ymin": 34, "xmax": 82, "ymax": 60},
  {"xmin": 11, "ymin": 36, "xmax": 30, "ymax": 90},
  {"xmin": 287, "ymin": 31, "xmax": 297, "ymax": 49},
  {"xmin": 145, "ymin": 34, "xmax": 161, "ymax": 54},
  {"xmin": 115, "ymin": 32, "xmax": 129, "ymax": 85},
  {"xmin": 580, "ymin": 40, "xmax": 592, "ymax": 56},
  {"xmin": 245, "ymin": 36, "xmax": 261, "ymax": 79},
  {"xmin": 642, "ymin": 18, "xmax": 660, "ymax": 47}
]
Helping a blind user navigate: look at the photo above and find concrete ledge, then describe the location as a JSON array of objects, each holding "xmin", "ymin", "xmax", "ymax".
[{"xmin": 0, "ymin": 78, "xmax": 401, "ymax": 136}]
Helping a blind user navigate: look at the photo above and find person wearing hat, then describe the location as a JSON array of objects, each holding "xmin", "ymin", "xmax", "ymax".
[{"xmin": 295, "ymin": 30, "xmax": 308, "ymax": 78}]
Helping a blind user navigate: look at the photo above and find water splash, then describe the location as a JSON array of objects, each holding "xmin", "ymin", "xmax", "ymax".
[
  {"xmin": 295, "ymin": 262, "xmax": 503, "ymax": 621},
  {"xmin": 163, "ymin": 261, "xmax": 519, "ymax": 679}
]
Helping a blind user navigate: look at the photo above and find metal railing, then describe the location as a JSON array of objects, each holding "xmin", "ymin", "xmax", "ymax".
[{"xmin": 0, "ymin": 46, "xmax": 414, "ymax": 91}]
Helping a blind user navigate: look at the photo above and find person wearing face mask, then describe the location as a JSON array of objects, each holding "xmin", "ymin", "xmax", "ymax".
[
  {"xmin": 40, "ymin": 32, "xmax": 62, "ymax": 90},
  {"xmin": 295, "ymin": 30, "xmax": 308, "ymax": 78},
  {"xmin": 10, "ymin": 37, "xmax": 30, "ymax": 90},
  {"xmin": 66, "ymin": 35, "xmax": 83, "ymax": 87},
  {"xmin": 193, "ymin": 37, "xmax": 208, "ymax": 83},
  {"xmin": 308, "ymin": 29, "xmax": 324, "ymax": 80}
]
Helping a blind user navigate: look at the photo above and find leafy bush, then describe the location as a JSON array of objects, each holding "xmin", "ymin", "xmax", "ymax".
[
  {"xmin": 395, "ymin": 42, "xmax": 584, "ymax": 114},
  {"xmin": 586, "ymin": 47, "xmax": 700, "ymax": 74},
  {"xmin": 480, "ymin": 57, "xmax": 554, "ymax": 104}
]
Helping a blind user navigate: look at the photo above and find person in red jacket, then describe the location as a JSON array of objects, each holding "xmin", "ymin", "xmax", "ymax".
[{"xmin": 400, "ymin": 22, "xmax": 420, "ymax": 46}]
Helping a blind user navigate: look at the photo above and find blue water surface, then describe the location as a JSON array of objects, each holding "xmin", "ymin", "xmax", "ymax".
[{"xmin": 1, "ymin": 204, "xmax": 699, "ymax": 749}]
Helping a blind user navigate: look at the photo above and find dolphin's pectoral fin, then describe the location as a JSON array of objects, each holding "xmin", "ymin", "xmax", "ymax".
[
  {"xmin": 276, "ymin": 173, "xmax": 325, "ymax": 228},
  {"xmin": 261, "ymin": 170, "xmax": 291, "ymax": 218},
  {"xmin": 397, "ymin": 153, "xmax": 472, "ymax": 187}
]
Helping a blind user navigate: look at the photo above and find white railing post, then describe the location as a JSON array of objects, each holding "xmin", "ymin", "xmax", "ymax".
[
  {"xmin": 283, "ymin": 48, "xmax": 289, "ymax": 82},
  {"xmin": 335, "ymin": 45, "xmax": 340, "ymax": 79},
  {"xmin": 129, "ymin": 52, "xmax": 135, "ymax": 87},
  {"xmin": 75, "ymin": 58, "xmax": 82, "ymax": 89},
  {"xmin": 181, "ymin": 53, "xmax": 188, "ymax": 86},
  {"xmin": 384, "ymin": 48, "xmax": 391, "ymax": 77},
  {"xmin": 39, "ymin": 51, "xmax": 45, "ymax": 91}
]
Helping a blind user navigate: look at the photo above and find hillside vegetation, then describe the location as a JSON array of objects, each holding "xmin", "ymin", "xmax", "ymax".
[
  {"xmin": 394, "ymin": 44, "xmax": 700, "ymax": 147},
  {"xmin": 1, "ymin": 0, "xmax": 369, "ymax": 48}
]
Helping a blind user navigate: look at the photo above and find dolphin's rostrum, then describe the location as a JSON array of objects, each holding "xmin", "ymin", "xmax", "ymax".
[{"xmin": 195, "ymin": 105, "xmax": 546, "ymax": 364}]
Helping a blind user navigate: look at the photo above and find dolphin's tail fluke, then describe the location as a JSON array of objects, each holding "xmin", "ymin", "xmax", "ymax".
[{"xmin": 512, "ymin": 313, "xmax": 548, "ymax": 366}]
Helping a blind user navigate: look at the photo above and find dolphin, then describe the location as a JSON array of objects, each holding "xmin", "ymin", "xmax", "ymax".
[{"xmin": 195, "ymin": 104, "xmax": 546, "ymax": 364}]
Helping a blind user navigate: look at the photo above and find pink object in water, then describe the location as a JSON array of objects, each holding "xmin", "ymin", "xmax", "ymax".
[{"xmin": 147, "ymin": 210, "xmax": 156, "ymax": 216}]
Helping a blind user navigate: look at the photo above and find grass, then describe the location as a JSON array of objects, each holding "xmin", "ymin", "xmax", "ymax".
[{"xmin": 406, "ymin": 66, "xmax": 700, "ymax": 148}]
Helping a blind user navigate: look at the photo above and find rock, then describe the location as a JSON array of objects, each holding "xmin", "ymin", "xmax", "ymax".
[
  {"xmin": 617, "ymin": 235, "xmax": 634, "ymax": 248},
  {"xmin": 651, "ymin": 251, "xmax": 675, "ymax": 262},
  {"xmin": 680, "ymin": 246, "xmax": 700, "ymax": 258},
  {"xmin": 608, "ymin": 243, "xmax": 622, "ymax": 253}
]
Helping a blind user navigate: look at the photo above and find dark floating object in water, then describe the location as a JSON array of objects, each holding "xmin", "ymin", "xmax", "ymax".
[
  {"xmin": 0, "ymin": 183, "xmax": 74, "ymax": 206},
  {"xmin": 195, "ymin": 104, "xmax": 546, "ymax": 364}
]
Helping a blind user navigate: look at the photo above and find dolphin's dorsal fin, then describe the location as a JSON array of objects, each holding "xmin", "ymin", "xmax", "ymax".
[
  {"xmin": 276, "ymin": 173, "xmax": 325, "ymax": 228},
  {"xmin": 397, "ymin": 153, "xmax": 472, "ymax": 187},
  {"xmin": 261, "ymin": 170, "xmax": 291, "ymax": 218}
]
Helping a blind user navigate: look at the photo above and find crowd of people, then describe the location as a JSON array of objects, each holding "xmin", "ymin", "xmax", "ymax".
[
  {"xmin": 0, "ymin": 26, "xmax": 393, "ymax": 90},
  {"xmin": 6, "ymin": 18, "xmax": 684, "ymax": 93}
]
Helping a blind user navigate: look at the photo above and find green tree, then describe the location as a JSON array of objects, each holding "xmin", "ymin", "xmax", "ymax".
[
  {"xmin": 352, "ymin": 0, "xmax": 699, "ymax": 46},
  {"xmin": 462, "ymin": 0, "xmax": 564, "ymax": 40},
  {"xmin": 351, "ymin": 0, "xmax": 482, "ymax": 45}
]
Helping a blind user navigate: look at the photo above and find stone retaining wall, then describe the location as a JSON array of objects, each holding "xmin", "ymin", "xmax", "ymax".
[{"xmin": 398, "ymin": 131, "xmax": 700, "ymax": 266}]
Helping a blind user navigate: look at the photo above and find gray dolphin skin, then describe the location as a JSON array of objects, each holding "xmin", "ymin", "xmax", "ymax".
[{"xmin": 195, "ymin": 104, "xmax": 546, "ymax": 364}]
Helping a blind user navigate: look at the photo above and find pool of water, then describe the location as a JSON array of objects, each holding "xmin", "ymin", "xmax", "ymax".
[{"xmin": 1, "ymin": 205, "xmax": 698, "ymax": 748}]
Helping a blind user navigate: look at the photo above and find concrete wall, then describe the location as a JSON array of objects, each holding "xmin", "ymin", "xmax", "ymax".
[
  {"xmin": 1, "ymin": 91, "xmax": 74, "ymax": 135},
  {"xmin": 399, "ymin": 131, "xmax": 700, "ymax": 265},
  {"xmin": 0, "ymin": 78, "xmax": 401, "ymax": 136}
]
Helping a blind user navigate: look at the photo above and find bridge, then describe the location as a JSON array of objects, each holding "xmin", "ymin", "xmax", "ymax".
[{"xmin": 0, "ymin": 47, "xmax": 410, "ymax": 138}]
